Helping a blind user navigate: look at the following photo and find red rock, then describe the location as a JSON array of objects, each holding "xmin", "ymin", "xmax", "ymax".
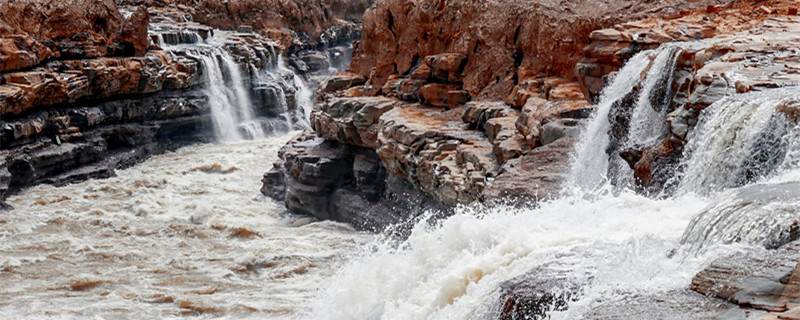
[
  {"xmin": 0, "ymin": 0, "xmax": 151, "ymax": 72},
  {"xmin": 123, "ymin": 0, "xmax": 371, "ymax": 45},
  {"xmin": 481, "ymin": 137, "xmax": 575, "ymax": 203},
  {"xmin": 381, "ymin": 77, "xmax": 425, "ymax": 102},
  {"xmin": 410, "ymin": 63, "xmax": 432, "ymax": 80},
  {"xmin": 349, "ymin": 0, "xmax": 734, "ymax": 100},
  {"xmin": 516, "ymin": 97, "xmax": 591, "ymax": 147},
  {"xmin": 424, "ymin": 53, "xmax": 468, "ymax": 83},
  {"xmin": 319, "ymin": 72, "xmax": 367, "ymax": 95},
  {"xmin": 419, "ymin": 83, "xmax": 470, "ymax": 108},
  {"xmin": 790, "ymin": 8, "xmax": 798, "ymax": 15}
]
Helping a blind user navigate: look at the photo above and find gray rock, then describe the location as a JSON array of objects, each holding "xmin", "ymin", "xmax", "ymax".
[{"xmin": 540, "ymin": 118, "xmax": 583, "ymax": 146}]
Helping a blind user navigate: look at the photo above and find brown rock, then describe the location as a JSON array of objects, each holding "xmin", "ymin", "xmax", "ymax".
[
  {"xmin": 349, "ymin": 0, "xmax": 735, "ymax": 100},
  {"xmin": 481, "ymin": 137, "xmax": 575, "ymax": 203},
  {"xmin": 424, "ymin": 53, "xmax": 468, "ymax": 83},
  {"xmin": 547, "ymin": 82, "xmax": 585, "ymax": 101},
  {"xmin": 516, "ymin": 97, "xmax": 591, "ymax": 147},
  {"xmin": 381, "ymin": 76, "xmax": 425, "ymax": 102},
  {"xmin": 0, "ymin": 36, "xmax": 53, "ymax": 72},
  {"xmin": 0, "ymin": 50, "xmax": 198, "ymax": 115},
  {"xmin": 692, "ymin": 241, "xmax": 800, "ymax": 313},
  {"xmin": 377, "ymin": 104, "xmax": 500, "ymax": 205},
  {"xmin": 319, "ymin": 72, "xmax": 367, "ymax": 95},
  {"xmin": 0, "ymin": 0, "xmax": 151, "ymax": 71},
  {"xmin": 419, "ymin": 83, "xmax": 470, "ymax": 108},
  {"xmin": 311, "ymin": 96, "xmax": 401, "ymax": 149},
  {"xmin": 410, "ymin": 63, "xmax": 432, "ymax": 80},
  {"xmin": 462, "ymin": 101, "xmax": 515, "ymax": 129}
]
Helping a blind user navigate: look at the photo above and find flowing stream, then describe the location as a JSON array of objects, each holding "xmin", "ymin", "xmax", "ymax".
[
  {"xmin": 3, "ymin": 34, "xmax": 800, "ymax": 319},
  {"xmin": 1, "ymin": 136, "xmax": 371, "ymax": 319}
]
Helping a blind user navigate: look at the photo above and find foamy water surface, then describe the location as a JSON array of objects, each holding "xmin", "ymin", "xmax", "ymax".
[{"xmin": 1, "ymin": 133, "xmax": 371, "ymax": 319}]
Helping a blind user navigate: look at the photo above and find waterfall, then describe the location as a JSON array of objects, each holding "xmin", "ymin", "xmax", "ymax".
[
  {"xmin": 677, "ymin": 89, "xmax": 800, "ymax": 249},
  {"xmin": 310, "ymin": 41, "xmax": 800, "ymax": 320},
  {"xmin": 676, "ymin": 89, "xmax": 800, "ymax": 194},
  {"xmin": 277, "ymin": 56, "xmax": 315, "ymax": 124},
  {"xmin": 151, "ymin": 26, "xmax": 327, "ymax": 142},
  {"xmin": 217, "ymin": 51, "xmax": 265, "ymax": 140},
  {"xmin": 192, "ymin": 52, "xmax": 246, "ymax": 141},
  {"xmin": 566, "ymin": 50, "xmax": 654, "ymax": 191}
]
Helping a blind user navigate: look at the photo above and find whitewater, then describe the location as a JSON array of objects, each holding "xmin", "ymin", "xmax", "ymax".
[{"xmin": 3, "ymin": 37, "xmax": 800, "ymax": 320}]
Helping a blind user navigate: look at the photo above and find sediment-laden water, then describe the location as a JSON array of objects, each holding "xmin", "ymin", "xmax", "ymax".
[
  {"xmin": 4, "ymin": 27, "xmax": 800, "ymax": 319},
  {"xmin": 0, "ymin": 135, "xmax": 371, "ymax": 319}
]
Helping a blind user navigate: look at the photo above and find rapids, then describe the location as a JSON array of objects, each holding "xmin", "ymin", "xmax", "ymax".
[
  {"xmin": 306, "ymin": 44, "xmax": 800, "ymax": 320},
  {"xmin": 4, "ymin": 24, "xmax": 800, "ymax": 320},
  {"xmin": 1, "ymin": 135, "xmax": 372, "ymax": 319}
]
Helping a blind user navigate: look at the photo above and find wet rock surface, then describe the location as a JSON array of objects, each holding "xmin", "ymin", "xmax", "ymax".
[
  {"xmin": 261, "ymin": 131, "xmax": 446, "ymax": 232},
  {"xmin": 497, "ymin": 268, "xmax": 581, "ymax": 320},
  {"xmin": 691, "ymin": 241, "xmax": 800, "ymax": 316}
]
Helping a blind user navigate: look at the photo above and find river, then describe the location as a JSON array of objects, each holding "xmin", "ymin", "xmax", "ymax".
[{"xmin": 1, "ymin": 134, "xmax": 372, "ymax": 319}]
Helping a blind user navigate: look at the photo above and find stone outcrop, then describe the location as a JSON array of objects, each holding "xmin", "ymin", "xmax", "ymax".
[
  {"xmin": 0, "ymin": 0, "xmax": 151, "ymax": 73},
  {"xmin": 0, "ymin": 51, "xmax": 199, "ymax": 115},
  {"xmin": 349, "ymin": 0, "xmax": 736, "ymax": 101},
  {"xmin": 261, "ymin": 131, "xmax": 446, "ymax": 232},
  {"xmin": 691, "ymin": 241, "xmax": 800, "ymax": 317}
]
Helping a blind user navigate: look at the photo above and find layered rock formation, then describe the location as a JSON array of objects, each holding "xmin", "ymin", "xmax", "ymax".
[
  {"xmin": 0, "ymin": 0, "xmax": 364, "ymax": 207},
  {"xmin": 119, "ymin": 0, "xmax": 371, "ymax": 48},
  {"xmin": 262, "ymin": 0, "xmax": 739, "ymax": 227}
]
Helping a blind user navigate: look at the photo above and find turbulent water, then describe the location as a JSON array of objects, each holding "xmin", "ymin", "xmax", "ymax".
[
  {"xmin": 307, "ymin": 44, "xmax": 800, "ymax": 320},
  {"xmin": 1, "ymin": 135, "xmax": 371, "ymax": 319},
  {"xmin": 4, "ymin": 29, "xmax": 800, "ymax": 319}
]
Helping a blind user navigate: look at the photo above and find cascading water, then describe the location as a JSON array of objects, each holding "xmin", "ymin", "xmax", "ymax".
[
  {"xmin": 676, "ymin": 89, "xmax": 800, "ymax": 194},
  {"xmin": 677, "ymin": 89, "xmax": 800, "ymax": 250},
  {"xmin": 309, "ymin": 43, "xmax": 800, "ymax": 320},
  {"xmin": 157, "ymin": 29, "xmax": 268, "ymax": 141},
  {"xmin": 567, "ymin": 50, "xmax": 654, "ymax": 191},
  {"xmin": 151, "ymin": 26, "xmax": 327, "ymax": 142}
]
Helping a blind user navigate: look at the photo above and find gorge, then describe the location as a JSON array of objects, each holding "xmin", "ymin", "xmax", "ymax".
[{"xmin": 3, "ymin": 0, "xmax": 800, "ymax": 319}]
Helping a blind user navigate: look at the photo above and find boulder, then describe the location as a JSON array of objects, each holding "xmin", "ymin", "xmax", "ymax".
[
  {"xmin": 481, "ymin": 137, "xmax": 575, "ymax": 203},
  {"xmin": 311, "ymin": 96, "xmax": 400, "ymax": 149},
  {"xmin": 420, "ymin": 83, "xmax": 470, "ymax": 108},
  {"xmin": 377, "ymin": 104, "xmax": 500, "ymax": 205},
  {"xmin": 424, "ymin": 53, "xmax": 468, "ymax": 83}
]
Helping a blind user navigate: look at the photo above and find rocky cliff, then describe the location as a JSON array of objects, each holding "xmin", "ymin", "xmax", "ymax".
[
  {"xmin": 262, "ymin": 0, "xmax": 744, "ymax": 229},
  {"xmin": 119, "ymin": 0, "xmax": 371, "ymax": 49},
  {"xmin": 0, "ymin": 0, "xmax": 365, "ymax": 208}
]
